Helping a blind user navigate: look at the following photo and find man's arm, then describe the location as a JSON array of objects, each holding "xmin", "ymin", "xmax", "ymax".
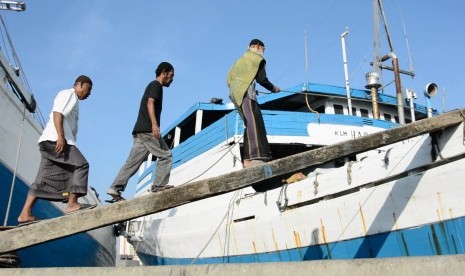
[
  {"xmin": 147, "ymin": 98, "xmax": 160, "ymax": 139},
  {"xmin": 256, "ymin": 62, "xmax": 280, "ymax": 93},
  {"xmin": 53, "ymin": 111, "xmax": 66, "ymax": 153}
]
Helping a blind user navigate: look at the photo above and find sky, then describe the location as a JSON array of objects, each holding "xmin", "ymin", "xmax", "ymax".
[{"xmin": 1, "ymin": 0, "xmax": 464, "ymax": 200}]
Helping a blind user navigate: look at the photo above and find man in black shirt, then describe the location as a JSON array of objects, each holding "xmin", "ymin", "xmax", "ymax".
[{"xmin": 107, "ymin": 62, "xmax": 174, "ymax": 201}]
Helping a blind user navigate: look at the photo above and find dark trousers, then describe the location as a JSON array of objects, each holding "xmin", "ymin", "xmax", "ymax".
[{"xmin": 241, "ymin": 97, "xmax": 271, "ymax": 161}]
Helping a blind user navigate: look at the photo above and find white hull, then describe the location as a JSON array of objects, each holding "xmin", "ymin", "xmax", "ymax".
[{"xmin": 127, "ymin": 113, "xmax": 465, "ymax": 264}]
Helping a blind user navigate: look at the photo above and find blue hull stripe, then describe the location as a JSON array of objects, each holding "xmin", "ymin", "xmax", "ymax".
[
  {"xmin": 0, "ymin": 161, "xmax": 114, "ymax": 267},
  {"xmin": 136, "ymin": 216, "xmax": 465, "ymax": 265}
]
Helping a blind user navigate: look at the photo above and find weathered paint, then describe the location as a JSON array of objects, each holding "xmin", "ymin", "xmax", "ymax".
[
  {"xmin": 359, "ymin": 203, "xmax": 368, "ymax": 235},
  {"xmin": 136, "ymin": 216, "xmax": 465, "ymax": 265}
]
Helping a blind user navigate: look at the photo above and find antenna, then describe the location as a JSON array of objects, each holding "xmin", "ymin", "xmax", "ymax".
[
  {"xmin": 399, "ymin": 6, "xmax": 415, "ymax": 76},
  {"xmin": 303, "ymin": 30, "xmax": 309, "ymax": 91}
]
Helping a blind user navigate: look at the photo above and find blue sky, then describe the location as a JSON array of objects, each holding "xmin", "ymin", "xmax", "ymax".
[{"xmin": 2, "ymin": 0, "xmax": 464, "ymax": 200}]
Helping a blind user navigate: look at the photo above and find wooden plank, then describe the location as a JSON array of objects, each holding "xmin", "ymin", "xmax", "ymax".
[{"xmin": 0, "ymin": 108, "xmax": 464, "ymax": 254}]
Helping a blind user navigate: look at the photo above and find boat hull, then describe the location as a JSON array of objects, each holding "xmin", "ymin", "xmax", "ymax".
[
  {"xmin": 136, "ymin": 217, "xmax": 465, "ymax": 265},
  {"xmin": 127, "ymin": 117, "xmax": 465, "ymax": 265}
]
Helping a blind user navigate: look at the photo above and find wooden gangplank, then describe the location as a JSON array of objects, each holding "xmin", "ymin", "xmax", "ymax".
[{"xmin": 0, "ymin": 108, "xmax": 464, "ymax": 254}]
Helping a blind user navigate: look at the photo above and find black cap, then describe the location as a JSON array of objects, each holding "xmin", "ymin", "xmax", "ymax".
[
  {"xmin": 249, "ymin": 39, "xmax": 265, "ymax": 47},
  {"xmin": 155, "ymin": 61, "xmax": 174, "ymax": 75}
]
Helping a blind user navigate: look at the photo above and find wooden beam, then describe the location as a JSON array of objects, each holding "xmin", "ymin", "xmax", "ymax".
[{"xmin": 0, "ymin": 108, "xmax": 464, "ymax": 254}]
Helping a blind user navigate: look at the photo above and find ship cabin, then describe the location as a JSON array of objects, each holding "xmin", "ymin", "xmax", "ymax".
[{"xmin": 160, "ymin": 83, "xmax": 432, "ymax": 165}]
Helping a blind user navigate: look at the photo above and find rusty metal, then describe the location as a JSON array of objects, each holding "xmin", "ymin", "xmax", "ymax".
[
  {"xmin": 365, "ymin": 72, "xmax": 381, "ymax": 120},
  {"xmin": 371, "ymin": 87, "xmax": 380, "ymax": 119},
  {"xmin": 359, "ymin": 204, "xmax": 368, "ymax": 235},
  {"xmin": 392, "ymin": 57, "xmax": 405, "ymax": 124}
]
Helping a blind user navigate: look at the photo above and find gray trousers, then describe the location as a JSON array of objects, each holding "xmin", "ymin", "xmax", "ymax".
[
  {"xmin": 110, "ymin": 132, "xmax": 172, "ymax": 193},
  {"xmin": 30, "ymin": 141, "xmax": 89, "ymax": 201}
]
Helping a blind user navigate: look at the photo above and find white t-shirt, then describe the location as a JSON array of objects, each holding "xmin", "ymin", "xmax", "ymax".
[{"xmin": 38, "ymin": 88, "xmax": 79, "ymax": 145}]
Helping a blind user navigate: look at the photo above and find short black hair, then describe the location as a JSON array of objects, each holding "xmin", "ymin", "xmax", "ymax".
[
  {"xmin": 249, "ymin": 39, "xmax": 265, "ymax": 47},
  {"xmin": 74, "ymin": 75, "xmax": 92, "ymax": 86},
  {"xmin": 155, "ymin": 62, "xmax": 174, "ymax": 76}
]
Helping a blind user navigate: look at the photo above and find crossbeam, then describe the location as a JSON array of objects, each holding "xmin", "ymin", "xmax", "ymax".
[{"xmin": 0, "ymin": 108, "xmax": 464, "ymax": 254}]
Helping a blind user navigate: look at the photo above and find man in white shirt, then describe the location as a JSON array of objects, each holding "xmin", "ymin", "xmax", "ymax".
[{"xmin": 17, "ymin": 75, "xmax": 95, "ymax": 226}]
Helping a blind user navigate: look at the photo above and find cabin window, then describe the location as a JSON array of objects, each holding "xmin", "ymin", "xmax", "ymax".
[
  {"xmin": 202, "ymin": 110, "xmax": 230, "ymax": 130},
  {"xmin": 360, "ymin": 109, "xmax": 369, "ymax": 118},
  {"xmin": 383, "ymin": 113, "xmax": 392, "ymax": 122},
  {"xmin": 394, "ymin": 116, "xmax": 399, "ymax": 123},
  {"xmin": 178, "ymin": 113, "xmax": 196, "ymax": 144},
  {"xmin": 333, "ymin": 104, "xmax": 344, "ymax": 115},
  {"xmin": 351, "ymin": 107, "xmax": 357, "ymax": 116}
]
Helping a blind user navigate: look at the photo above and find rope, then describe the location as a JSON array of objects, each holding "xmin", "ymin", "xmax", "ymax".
[
  {"xmin": 3, "ymin": 106, "xmax": 26, "ymax": 226},
  {"xmin": 0, "ymin": 14, "xmax": 46, "ymax": 127},
  {"xmin": 190, "ymin": 190, "xmax": 241, "ymax": 264},
  {"xmin": 257, "ymin": 90, "xmax": 320, "ymax": 120},
  {"xmin": 179, "ymin": 115, "xmax": 244, "ymax": 185},
  {"xmin": 258, "ymin": 88, "xmax": 409, "ymax": 110}
]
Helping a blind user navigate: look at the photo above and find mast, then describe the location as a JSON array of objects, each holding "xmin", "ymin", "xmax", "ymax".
[
  {"xmin": 365, "ymin": 0, "xmax": 381, "ymax": 119},
  {"xmin": 368, "ymin": 0, "xmax": 411, "ymax": 124}
]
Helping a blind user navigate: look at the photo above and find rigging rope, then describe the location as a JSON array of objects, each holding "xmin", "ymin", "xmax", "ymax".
[
  {"xmin": 0, "ymin": 14, "xmax": 46, "ymax": 127},
  {"xmin": 179, "ymin": 114, "xmax": 244, "ymax": 185},
  {"xmin": 258, "ymin": 88, "xmax": 412, "ymax": 111},
  {"xmin": 3, "ymin": 106, "xmax": 26, "ymax": 226},
  {"xmin": 190, "ymin": 190, "xmax": 242, "ymax": 264}
]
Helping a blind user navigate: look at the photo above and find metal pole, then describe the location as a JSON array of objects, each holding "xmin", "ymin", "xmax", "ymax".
[
  {"xmin": 406, "ymin": 89, "xmax": 416, "ymax": 122},
  {"xmin": 340, "ymin": 28, "xmax": 352, "ymax": 115}
]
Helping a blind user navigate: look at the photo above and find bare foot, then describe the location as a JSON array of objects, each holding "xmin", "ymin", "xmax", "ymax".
[
  {"xmin": 111, "ymin": 194, "xmax": 125, "ymax": 201},
  {"xmin": 65, "ymin": 202, "xmax": 82, "ymax": 213},
  {"xmin": 18, "ymin": 215, "xmax": 37, "ymax": 224}
]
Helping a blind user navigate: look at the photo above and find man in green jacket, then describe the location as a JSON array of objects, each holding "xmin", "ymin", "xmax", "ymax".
[{"xmin": 227, "ymin": 39, "xmax": 280, "ymax": 168}]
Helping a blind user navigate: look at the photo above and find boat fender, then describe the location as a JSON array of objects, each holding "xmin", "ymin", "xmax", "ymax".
[
  {"xmin": 313, "ymin": 172, "xmax": 320, "ymax": 195},
  {"xmin": 430, "ymin": 131, "xmax": 444, "ymax": 161},
  {"xmin": 347, "ymin": 161, "xmax": 355, "ymax": 185},
  {"xmin": 276, "ymin": 184, "xmax": 289, "ymax": 212},
  {"xmin": 383, "ymin": 148, "xmax": 393, "ymax": 166}
]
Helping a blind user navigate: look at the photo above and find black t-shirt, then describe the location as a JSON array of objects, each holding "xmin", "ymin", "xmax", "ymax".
[{"xmin": 132, "ymin": 80, "xmax": 163, "ymax": 134}]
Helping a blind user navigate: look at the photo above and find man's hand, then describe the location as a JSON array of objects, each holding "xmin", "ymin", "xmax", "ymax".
[
  {"xmin": 53, "ymin": 111, "xmax": 67, "ymax": 154},
  {"xmin": 147, "ymin": 98, "xmax": 160, "ymax": 139},
  {"xmin": 152, "ymin": 123, "xmax": 160, "ymax": 139},
  {"xmin": 55, "ymin": 136, "xmax": 67, "ymax": 154},
  {"xmin": 273, "ymin": 86, "xmax": 281, "ymax": 93}
]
